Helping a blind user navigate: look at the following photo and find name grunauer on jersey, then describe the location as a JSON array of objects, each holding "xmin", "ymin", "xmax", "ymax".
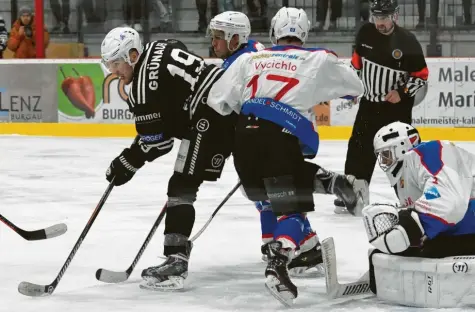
[
  {"xmin": 147, "ymin": 43, "xmax": 167, "ymax": 91},
  {"xmin": 136, "ymin": 112, "xmax": 162, "ymax": 123}
]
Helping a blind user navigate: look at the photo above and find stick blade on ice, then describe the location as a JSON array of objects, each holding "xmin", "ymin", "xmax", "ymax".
[
  {"xmin": 18, "ymin": 281, "xmax": 50, "ymax": 297},
  {"xmin": 95, "ymin": 269, "xmax": 129, "ymax": 283}
]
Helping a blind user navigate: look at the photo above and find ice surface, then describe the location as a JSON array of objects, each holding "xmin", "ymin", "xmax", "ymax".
[{"xmin": 1, "ymin": 136, "xmax": 474, "ymax": 312}]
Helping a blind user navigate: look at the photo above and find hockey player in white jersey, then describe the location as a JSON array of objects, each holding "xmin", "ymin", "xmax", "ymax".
[
  {"xmin": 362, "ymin": 121, "xmax": 475, "ymax": 308},
  {"xmin": 207, "ymin": 7, "xmax": 365, "ymax": 306},
  {"xmin": 208, "ymin": 10, "xmax": 323, "ymax": 275}
]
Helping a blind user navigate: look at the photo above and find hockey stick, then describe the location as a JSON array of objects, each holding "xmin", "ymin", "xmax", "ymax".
[
  {"xmin": 96, "ymin": 181, "xmax": 241, "ymax": 284},
  {"xmin": 190, "ymin": 181, "xmax": 241, "ymax": 242},
  {"xmin": 96, "ymin": 203, "xmax": 167, "ymax": 283},
  {"xmin": 18, "ymin": 180, "xmax": 115, "ymax": 297},
  {"xmin": 321, "ymin": 237, "xmax": 372, "ymax": 298},
  {"xmin": 0, "ymin": 214, "xmax": 67, "ymax": 241}
]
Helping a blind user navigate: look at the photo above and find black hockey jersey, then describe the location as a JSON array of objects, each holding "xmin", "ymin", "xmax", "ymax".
[
  {"xmin": 127, "ymin": 39, "xmax": 224, "ymax": 160},
  {"xmin": 351, "ymin": 23, "xmax": 428, "ymax": 102}
]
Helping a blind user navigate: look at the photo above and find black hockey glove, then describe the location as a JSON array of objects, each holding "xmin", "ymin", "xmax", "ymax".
[{"xmin": 106, "ymin": 148, "xmax": 145, "ymax": 186}]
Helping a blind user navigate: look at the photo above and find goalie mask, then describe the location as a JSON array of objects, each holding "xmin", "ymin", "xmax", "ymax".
[{"xmin": 373, "ymin": 121, "xmax": 421, "ymax": 186}]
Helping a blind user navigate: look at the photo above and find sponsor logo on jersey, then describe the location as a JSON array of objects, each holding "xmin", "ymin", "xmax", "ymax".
[
  {"xmin": 141, "ymin": 133, "xmax": 164, "ymax": 143},
  {"xmin": 424, "ymin": 186, "xmax": 441, "ymax": 200},
  {"xmin": 135, "ymin": 112, "xmax": 161, "ymax": 123},
  {"xmin": 247, "ymin": 98, "xmax": 302, "ymax": 122},
  {"xmin": 251, "ymin": 53, "xmax": 305, "ymax": 60}
]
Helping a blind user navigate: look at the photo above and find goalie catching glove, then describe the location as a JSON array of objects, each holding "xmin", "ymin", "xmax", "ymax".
[{"xmin": 362, "ymin": 203, "xmax": 425, "ymax": 254}]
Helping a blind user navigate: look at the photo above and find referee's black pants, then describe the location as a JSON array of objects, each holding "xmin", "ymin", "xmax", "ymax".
[{"xmin": 344, "ymin": 97, "xmax": 414, "ymax": 185}]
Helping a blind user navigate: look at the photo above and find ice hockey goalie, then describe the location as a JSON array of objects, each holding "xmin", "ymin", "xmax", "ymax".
[{"xmin": 362, "ymin": 121, "xmax": 475, "ymax": 308}]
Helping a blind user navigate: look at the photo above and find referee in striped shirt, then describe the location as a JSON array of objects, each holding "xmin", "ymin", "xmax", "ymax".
[{"xmin": 335, "ymin": 0, "xmax": 429, "ymax": 213}]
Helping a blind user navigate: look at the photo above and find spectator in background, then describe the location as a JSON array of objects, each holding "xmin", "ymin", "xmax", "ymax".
[
  {"xmin": 7, "ymin": 6, "xmax": 49, "ymax": 58},
  {"xmin": 151, "ymin": 0, "xmax": 173, "ymax": 32},
  {"xmin": 50, "ymin": 0, "xmax": 70, "ymax": 34},
  {"xmin": 218, "ymin": 0, "xmax": 234, "ymax": 12},
  {"xmin": 124, "ymin": 0, "xmax": 149, "ymax": 31},
  {"xmin": 312, "ymin": 0, "xmax": 342, "ymax": 31},
  {"xmin": 360, "ymin": 0, "xmax": 370, "ymax": 22},
  {"xmin": 247, "ymin": 0, "xmax": 267, "ymax": 31},
  {"xmin": 416, "ymin": 0, "xmax": 438, "ymax": 29},
  {"xmin": 417, "ymin": 0, "xmax": 472, "ymax": 29},
  {"xmin": 0, "ymin": 16, "xmax": 8, "ymax": 58},
  {"xmin": 196, "ymin": 0, "xmax": 218, "ymax": 33},
  {"xmin": 462, "ymin": 0, "xmax": 473, "ymax": 26},
  {"xmin": 80, "ymin": 0, "xmax": 104, "ymax": 27}
]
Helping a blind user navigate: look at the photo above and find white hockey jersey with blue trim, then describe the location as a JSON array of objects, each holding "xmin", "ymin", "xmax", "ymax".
[
  {"xmin": 395, "ymin": 140, "xmax": 475, "ymax": 239},
  {"xmin": 207, "ymin": 45, "xmax": 364, "ymax": 119}
]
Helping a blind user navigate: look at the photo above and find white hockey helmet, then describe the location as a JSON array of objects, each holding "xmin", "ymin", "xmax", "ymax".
[
  {"xmin": 101, "ymin": 27, "xmax": 143, "ymax": 70},
  {"xmin": 373, "ymin": 121, "xmax": 421, "ymax": 185},
  {"xmin": 208, "ymin": 11, "xmax": 251, "ymax": 49},
  {"xmin": 270, "ymin": 7, "xmax": 310, "ymax": 45}
]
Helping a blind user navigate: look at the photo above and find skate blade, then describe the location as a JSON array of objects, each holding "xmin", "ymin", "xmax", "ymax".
[
  {"xmin": 140, "ymin": 276, "xmax": 185, "ymax": 291},
  {"xmin": 333, "ymin": 206, "xmax": 349, "ymax": 214},
  {"xmin": 264, "ymin": 275, "xmax": 295, "ymax": 307},
  {"xmin": 289, "ymin": 263, "xmax": 325, "ymax": 277}
]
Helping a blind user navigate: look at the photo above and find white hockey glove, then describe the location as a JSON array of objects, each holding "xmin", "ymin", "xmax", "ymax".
[{"xmin": 362, "ymin": 204, "xmax": 425, "ymax": 254}]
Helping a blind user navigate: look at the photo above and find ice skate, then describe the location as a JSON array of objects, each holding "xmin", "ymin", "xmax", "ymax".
[
  {"xmin": 288, "ymin": 241, "xmax": 325, "ymax": 276},
  {"xmin": 261, "ymin": 243, "xmax": 269, "ymax": 262},
  {"xmin": 264, "ymin": 241, "xmax": 298, "ymax": 307},
  {"xmin": 140, "ymin": 253, "xmax": 189, "ymax": 291},
  {"xmin": 333, "ymin": 198, "xmax": 349, "ymax": 214}
]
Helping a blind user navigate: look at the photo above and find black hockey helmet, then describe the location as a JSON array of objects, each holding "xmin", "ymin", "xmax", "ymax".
[{"xmin": 370, "ymin": 0, "xmax": 399, "ymax": 16}]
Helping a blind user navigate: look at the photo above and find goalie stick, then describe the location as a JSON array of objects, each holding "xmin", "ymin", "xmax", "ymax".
[
  {"xmin": 0, "ymin": 214, "xmax": 67, "ymax": 241},
  {"xmin": 96, "ymin": 182, "xmax": 241, "ymax": 284},
  {"xmin": 321, "ymin": 237, "xmax": 373, "ymax": 298},
  {"xmin": 18, "ymin": 180, "xmax": 115, "ymax": 297}
]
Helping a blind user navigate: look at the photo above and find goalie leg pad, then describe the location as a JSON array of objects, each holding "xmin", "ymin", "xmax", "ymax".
[{"xmin": 371, "ymin": 251, "xmax": 475, "ymax": 308}]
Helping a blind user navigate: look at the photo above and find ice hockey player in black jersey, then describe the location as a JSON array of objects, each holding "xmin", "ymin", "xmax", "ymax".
[
  {"xmin": 101, "ymin": 27, "xmax": 234, "ymax": 291},
  {"xmin": 334, "ymin": 0, "xmax": 429, "ymax": 213}
]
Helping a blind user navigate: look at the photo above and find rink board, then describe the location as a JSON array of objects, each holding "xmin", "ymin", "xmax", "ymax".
[
  {"xmin": 1, "ymin": 58, "xmax": 475, "ymax": 141},
  {"xmin": 1, "ymin": 123, "xmax": 475, "ymax": 141}
]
